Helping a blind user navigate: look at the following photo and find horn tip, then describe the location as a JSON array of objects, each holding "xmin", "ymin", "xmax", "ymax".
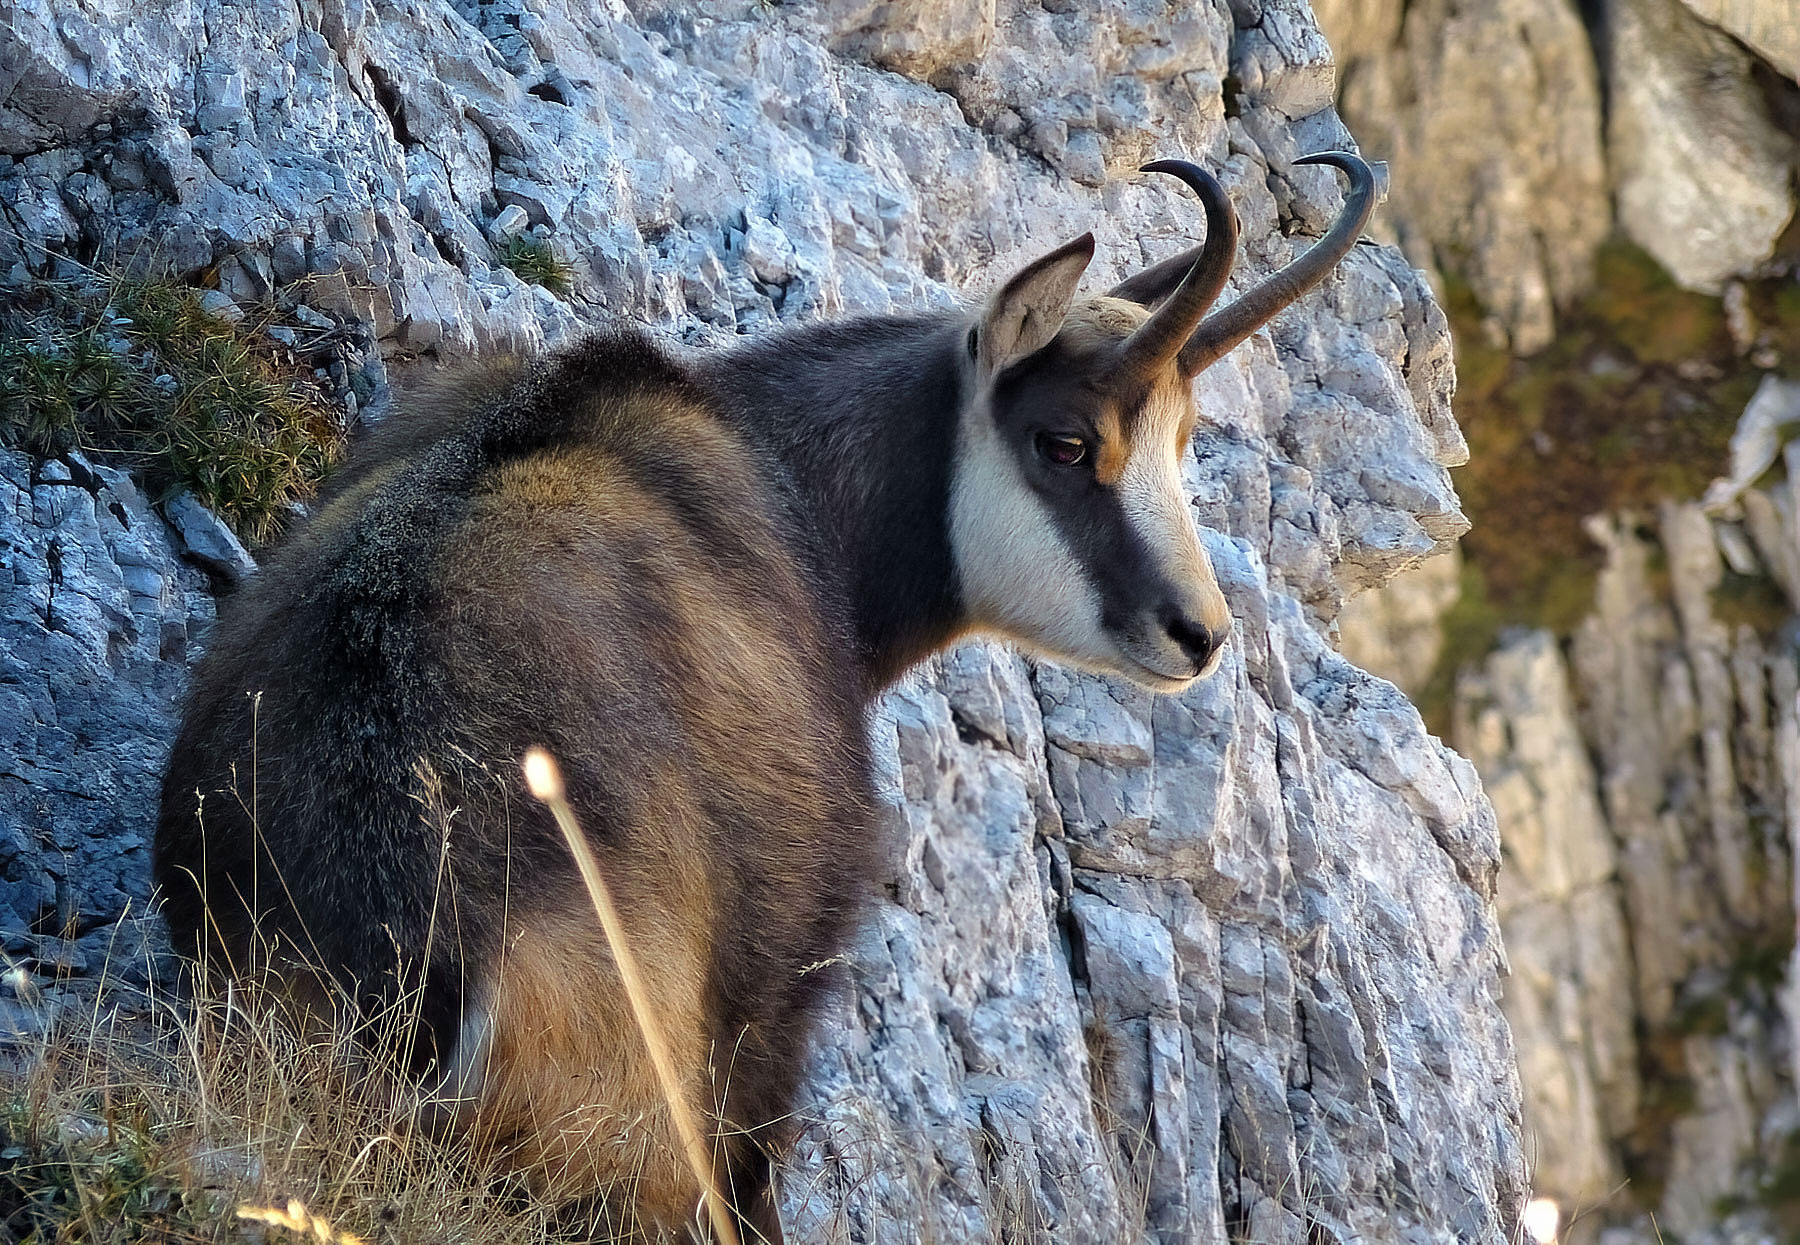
[
  {"xmin": 1293, "ymin": 150, "xmax": 1385, "ymax": 201},
  {"xmin": 1295, "ymin": 150, "xmax": 1374, "ymax": 180}
]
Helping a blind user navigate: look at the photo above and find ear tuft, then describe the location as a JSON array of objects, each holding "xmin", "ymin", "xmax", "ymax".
[{"xmin": 979, "ymin": 233, "xmax": 1096, "ymax": 375}]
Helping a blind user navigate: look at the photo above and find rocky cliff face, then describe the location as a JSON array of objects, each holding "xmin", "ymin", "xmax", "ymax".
[
  {"xmin": 1317, "ymin": 1, "xmax": 1800, "ymax": 1238},
  {"xmin": 1311, "ymin": 0, "xmax": 1611, "ymax": 356},
  {"xmin": 0, "ymin": 1, "xmax": 1527, "ymax": 1239},
  {"xmin": 1455, "ymin": 476, "xmax": 1800, "ymax": 1244},
  {"xmin": 1317, "ymin": 0, "xmax": 1799, "ymax": 348},
  {"xmin": 0, "ymin": 452, "xmax": 211, "ymax": 954}
]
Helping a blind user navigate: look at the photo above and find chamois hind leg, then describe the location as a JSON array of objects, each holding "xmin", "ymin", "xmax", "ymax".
[
  {"xmin": 453, "ymin": 915, "xmax": 723, "ymax": 1241},
  {"xmin": 724, "ymin": 1145, "xmax": 785, "ymax": 1245}
]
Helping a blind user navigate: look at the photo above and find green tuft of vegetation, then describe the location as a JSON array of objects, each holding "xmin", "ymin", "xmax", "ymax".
[
  {"xmin": 1757, "ymin": 1129, "xmax": 1800, "ymax": 1230},
  {"xmin": 493, "ymin": 235, "xmax": 573, "ymax": 297},
  {"xmin": 0, "ymin": 968, "xmax": 571, "ymax": 1245},
  {"xmin": 1414, "ymin": 560, "xmax": 1503, "ymax": 731},
  {"xmin": 1444, "ymin": 238, "xmax": 1758, "ymax": 623},
  {"xmin": 0, "ymin": 275, "xmax": 344, "ymax": 545},
  {"xmin": 1712, "ymin": 569, "xmax": 1795, "ymax": 636},
  {"xmin": 1583, "ymin": 240, "xmax": 1731, "ymax": 368},
  {"xmin": 0, "ymin": 1091, "xmax": 229, "ymax": 1242},
  {"xmin": 1725, "ymin": 925, "xmax": 1798, "ymax": 1000},
  {"xmin": 1622, "ymin": 1032, "xmax": 1701, "ymax": 1213}
]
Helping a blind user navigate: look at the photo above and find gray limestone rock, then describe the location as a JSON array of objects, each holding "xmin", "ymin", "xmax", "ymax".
[
  {"xmin": 1456, "ymin": 471, "xmax": 1799, "ymax": 1240},
  {"xmin": 0, "ymin": 450, "xmax": 210, "ymax": 943},
  {"xmin": 1336, "ymin": 545, "xmax": 1461, "ymax": 697},
  {"xmin": 1456, "ymin": 633, "xmax": 1638, "ymax": 1219},
  {"xmin": 0, "ymin": 0, "xmax": 1523, "ymax": 1238},
  {"xmin": 1315, "ymin": 0, "xmax": 1610, "ymax": 354},
  {"xmin": 815, "ymin": 0, "xmax": 999, "ymax": 82},
  {"xmin": 1677, "ymin": 0, "xmax": 1800, "ymax": 80},
  {"xmin": 1313, "ymin": 0, "xmax": 1800, "ymax": 1235},
  {"xmin": 1608, "ymin": 0, "xmax": 1799, "ymax": 293},
  {"xmin": 1321, "ymin": 0, "xmax": 1800, "ymax": 328},
  {"xmin": 161, "ymin": 492, "xmax": 258, "ymax": 585}
]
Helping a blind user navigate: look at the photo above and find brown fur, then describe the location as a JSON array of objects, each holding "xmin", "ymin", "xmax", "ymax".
[
  {"xmin": 158, "ymin": 332, "xmax": 874, "ymax": 1242},
  {"xmin": 469, "ymin": 918, "xmax": 710, "ymax": 1222}
]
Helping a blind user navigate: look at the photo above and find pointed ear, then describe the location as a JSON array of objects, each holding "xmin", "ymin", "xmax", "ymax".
[
  {"xmin": 1106, "ymin": 243, "xmax": 1204, "ymax": 307},
  {"xmin": 976, "ymin": 233, "xmax": 1095, "ymax": 376}
]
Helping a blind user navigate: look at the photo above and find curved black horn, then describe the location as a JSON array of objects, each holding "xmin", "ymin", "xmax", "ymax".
[
  {"xmin": 1175, "ymin": 151, "xmax": 1377, "ymax": 378},
  {"xmin": 1111, "ymin": 160, "xmax": 1240, "ymax": 384}
]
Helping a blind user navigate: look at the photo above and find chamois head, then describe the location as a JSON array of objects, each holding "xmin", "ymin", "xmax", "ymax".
[{"xmin": 949, "ymin": 152, "xmax": 1375, "ymax": 692}]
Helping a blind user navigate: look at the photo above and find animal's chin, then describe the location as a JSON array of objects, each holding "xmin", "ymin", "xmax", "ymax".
[
  {"xmin": 991, "ymin": 625, "xmax": 1219, "ymax": 692},
  {"xmin": 1109, "ymin": 637, "xmax": 1226, "ymax": 692},
  {"xmin": 1114, "ymin": 658, "xmax": 1200, "ymax": 694},
  {"xmin": 1068, "ymin": 643, "xmax": 1206, "ymax": 693}
]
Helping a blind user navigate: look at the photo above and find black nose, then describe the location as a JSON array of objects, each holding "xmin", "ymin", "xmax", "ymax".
[{"xmin": 1165, "ymin": 613, "xmax": 1225, "ymax": 672}]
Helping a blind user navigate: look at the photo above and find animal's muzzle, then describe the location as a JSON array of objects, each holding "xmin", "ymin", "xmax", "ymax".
[{"xmin": 1162, "ymin": 608, "xmax": 1229, "ymax": 678}]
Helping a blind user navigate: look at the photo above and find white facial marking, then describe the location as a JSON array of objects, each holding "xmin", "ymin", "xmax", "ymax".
[
  {"xmin": 950, "ymin": 385, "xmax": 1111, "ymax": 662},
  {"xmin": 949, "ymin": 299, "xmax": 1232, "ymax": 692},
  {"xmin": 1116, "ymin": 388, "xmax": 1195, "ymax": 576},
  {"xmin": 1112, "ymin": 383, "xmax": 1228, "ymax": 683}
]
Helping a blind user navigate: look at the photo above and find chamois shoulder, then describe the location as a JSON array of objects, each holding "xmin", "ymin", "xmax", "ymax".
[{"xmin": 724, "ymin": 311, "xmax": 948, "ymax": 357}]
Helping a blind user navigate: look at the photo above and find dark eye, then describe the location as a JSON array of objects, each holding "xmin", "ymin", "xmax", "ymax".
[{"xmin": 1036, "ymin": 432, "xmax": 1089, "ymax": 467}]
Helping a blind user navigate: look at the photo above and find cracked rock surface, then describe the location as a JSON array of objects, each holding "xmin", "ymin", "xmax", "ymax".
[
  {"xmin": 1317, "ymin": 0, "xmax": 1799, "ymax": 344},
  {"xmin": 1457, "ymin": 467, "xmax": 1800, "ymax": 1244},
  {"xmin": 0, "ymin": 450, "xmax": 209, "ymax": 953},
  {"xmin": 0, "ymin": 0, "xmax": 1524, "ymax": 1238}
]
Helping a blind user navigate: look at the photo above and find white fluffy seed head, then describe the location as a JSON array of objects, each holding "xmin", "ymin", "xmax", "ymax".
[{"xmin": 521, "ymin": 748, "xmax": 564, "ymax": 802}]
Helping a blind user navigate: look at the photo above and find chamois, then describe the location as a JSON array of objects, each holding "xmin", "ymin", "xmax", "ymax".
[{"xmin": 155, "ymin": 152, "xmax": 1374, "ymax": 1242}]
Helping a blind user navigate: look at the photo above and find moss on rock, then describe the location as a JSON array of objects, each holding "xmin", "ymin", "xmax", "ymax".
[{"xmin": 1417, "ymin": 238, "xmax": 1793, "ymax": 729}]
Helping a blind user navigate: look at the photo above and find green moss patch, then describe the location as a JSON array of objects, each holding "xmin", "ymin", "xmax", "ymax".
[
  {"xmin": 0, "ymin": 1092, "xmax": 229, "ymax": 1242},
  {"xmin": 0, "ymin": 274, "xmax": 344, "ymax": 544},
  {"xmin": 1713, "ymin": 569, "xmax": 1794, "ymax": 635},
  {"xmin": 1622, "ymin": 1030, "xmax": 1700, "ymax": 1213},
  {"xmin": 1415, "ymin": 237, "xmax": 1794, "ymax": 728},
  {"xmin": 1757, "ymin": 1130, "xmax": 1800, "ymax": 1229},
  {"xmin": 1447, "ymin": 239, "xmax": 1758, "ymax": 624}
]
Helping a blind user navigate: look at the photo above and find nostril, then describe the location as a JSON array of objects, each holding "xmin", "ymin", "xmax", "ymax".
[{"xmin": 1165, "ymin": 614, "xmax": 1219, "ymax": 668}]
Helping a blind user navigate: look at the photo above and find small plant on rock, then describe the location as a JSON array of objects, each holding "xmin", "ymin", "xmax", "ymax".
[
  {"xmin": 0, "ymin": 272, "xmax": 344, "ymax": 544},
  {"xmin": 493, "ymin": 235, "xmax": 573, "ymax": 296}
]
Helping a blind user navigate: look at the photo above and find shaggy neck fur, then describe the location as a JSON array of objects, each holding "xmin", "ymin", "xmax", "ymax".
[{"xmin": 708, "ymin": 316, "xmax": 973, "ymax": 694}]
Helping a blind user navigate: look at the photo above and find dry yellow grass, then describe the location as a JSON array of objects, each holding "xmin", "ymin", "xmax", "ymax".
[
  {"xmin": 0, "ymin": 868, "xmax": 777, "ymax": 1245},
  {"xmin": 238, "ymin": 1198, "xmax": 369, "ymax": 1243},
  {"xmin": 0, "ymin": 748, "xmax": 773, "ymax": 1244},
  {"xmin": 0, "ymin": 950, "xmax": 576, "ymax": 1244}
]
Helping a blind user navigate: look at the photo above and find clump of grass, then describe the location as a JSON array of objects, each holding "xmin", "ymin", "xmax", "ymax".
[
  {"xmin": 0, "ymin": 274, "xmax": 343, "ymax": 544},
  {"xmin": 493, "ymin": 236, "xmax": 573, "ymax": 297},
  {"xmin": 0, "ymin": 753, "xmax": 770, "ymax": 1245},
  {"xmin": 0, "ymin": 966, "xmax": 571, "ymax": 1245},
  {"xmin": 0, "ymin": 1086, "xmax": 222, "ymax": 1240},
  {"xmin": 1712, "ymin": 569, "xmax": 1794, "ymax": 635}
]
